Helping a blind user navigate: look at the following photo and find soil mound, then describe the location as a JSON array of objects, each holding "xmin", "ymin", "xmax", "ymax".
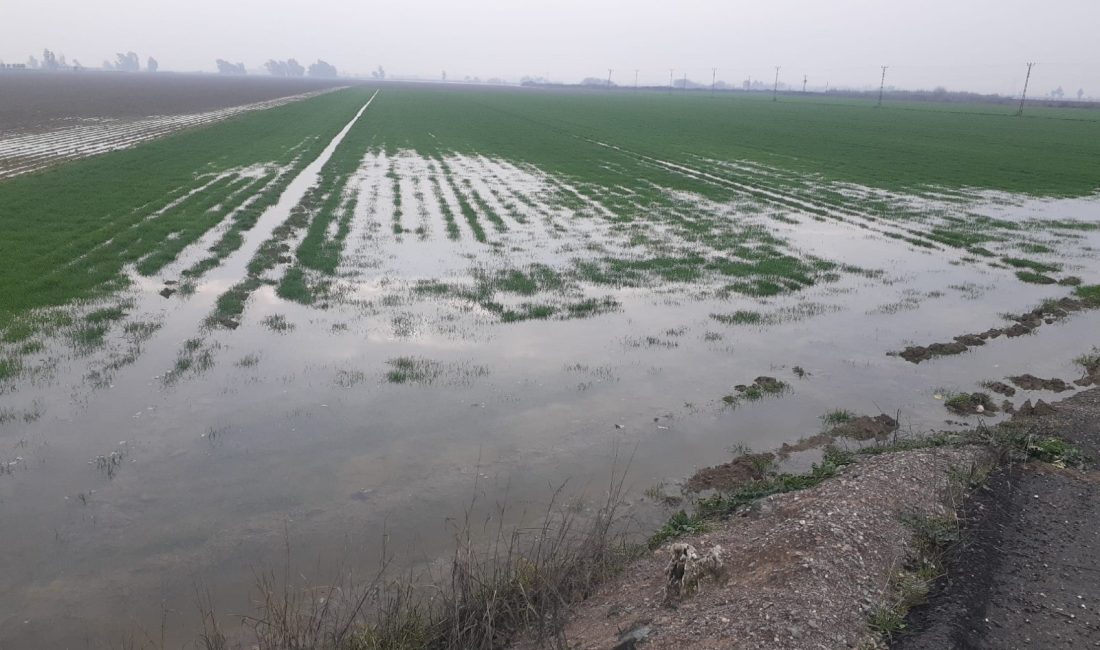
[
  {"xmin": 1008, "ymin": 374, "xmax": 1072, "ymax": 392},
  {"xmin": 685, "ymin": 452, "xmax": 775, "ymax": 492}
]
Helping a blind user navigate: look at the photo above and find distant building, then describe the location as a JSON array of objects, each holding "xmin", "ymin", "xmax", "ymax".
[{"xmin": 0, "ymin": 63, "xmax": 29, "ymax": 70}]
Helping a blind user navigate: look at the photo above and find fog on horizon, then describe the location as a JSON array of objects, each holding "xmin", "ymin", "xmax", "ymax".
[{"xmin": 2, "ymin": 0, "xmax": 1099, "ymax": 96}]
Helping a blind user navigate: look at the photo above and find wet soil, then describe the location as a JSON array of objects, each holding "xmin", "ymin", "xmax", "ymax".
[
  {"xmin": 982, "ymin": 381, "xmax": 1016, "ymax": 397},
  {"xmin": 1009, "ymin": 374, "xmax": 1073, "ymax": 392},
  {"xmin": 895, "ymin": 387, "xmax": 1100, "ymax": 650},
  {"xmin": 685, "ymin": 452, "xmax": 775, "ymax": 492},
  {"xmin": 0, "ymin": 72, "xmax": 348, "ymax": 133},
  {"xmin": 945, "ymin": 392, "xmax": 999, "ymax": 416},
  {"xmin": 894, "ymin": 298, "xmax": 1094, "ymax": 364},
  {"xmin": 831, "ymin": 414, "xmax": 899, "ymax": 441}
]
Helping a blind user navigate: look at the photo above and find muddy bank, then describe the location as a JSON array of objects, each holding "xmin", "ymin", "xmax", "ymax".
[
  {"xmin": 518, "ymin": 386, "xmax": 1100, "ymax": 650},
  {"xmin": 521, "ymin": 446, "xmax": 994, "ymax": 649},
  {"xmin": 895, "ymin": 387, "xmax": 1100, "ymax": 649}
]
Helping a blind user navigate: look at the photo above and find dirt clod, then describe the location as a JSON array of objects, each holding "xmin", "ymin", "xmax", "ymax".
[
  {"xmin": 686, "ymin": 453, "xmax": 775, "ymax": 492},
  {"xmin": 983, "ymin": 381, "xmax": 1016, "ymax": 397},
  {"xmin": 945, "ymin": 392, "xmax": 998, "ymax": 416},
  {"xmin": 1013, "ymin": 399, "xmax": 1057, "ymax": 418},
  {"xmin": 953, "ymin": 334, "xmax": 985, "ymax": 347},
  {"xmin": 1002, "ymin": 323, "xmax": 1034, "ymax": 337},
  {"xmin": 1008, "ymin": 374, "xmax": 1072, "ymax": 392},
  {"xmin": 831, "ymin": 414, "xmax": 898, "ymax": 441}
]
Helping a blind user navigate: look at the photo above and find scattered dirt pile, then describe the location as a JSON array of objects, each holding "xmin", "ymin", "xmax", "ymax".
[
  {"xmin": 1012, "ymin": 398, "xmax": 1058, "ymax": 418},
  {"xmin": 773, "ymin": 414, "xmax": 898, "ymax": 461},
  {"xmin": 944, "ymin": 392, "xmax": 998, "ymax": 416},
  {"xmin": 1008, "ymin": 374, "xmax": 1072, "ymax": 392},
  {"xmin": 831, "ymin": 414, "xmax": 898, "ymax": 441},
  {"xmin": 686, "ymin": 453, "xmax": 775, "ymax": 492},
  {"xmin": 892, "ymin": 296, "xmax": 1091, "ymax": 364},
  {"xmin": 981, "ymin": 381, "xmax": 1016, "ymax": 397},
  {"xmin": 527, "ymin": 447, "xmax": 992, "ymax": 649},
  {"xmin": 733, "ymin": 376, "xmax": 787, "ymax": 395}
]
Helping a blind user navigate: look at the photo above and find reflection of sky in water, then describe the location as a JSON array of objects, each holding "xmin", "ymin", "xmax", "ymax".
[{"xmin": 2, "ymin": 147, "xmax": 1099, "ymax": 647}]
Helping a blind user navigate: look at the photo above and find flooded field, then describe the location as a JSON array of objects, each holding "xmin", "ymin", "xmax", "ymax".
[{"xmin": 1, "ymin": 85, "xmax": 1099, "ymax": 647}]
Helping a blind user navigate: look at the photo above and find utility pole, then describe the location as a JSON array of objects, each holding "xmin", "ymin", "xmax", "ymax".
[
  {"xmin": 772, "ymin": 66, "xmax": 780, "ymax": 101},
  {"xmin": 877, "ymin": 65, "xmax": 888, "ymax": 107},
  {"xmin": 711, "ymin": 67, "xmax": 717, "ymax": 97},
  {"xmin": 634, "ymin": 69, "xmax": 639, "ymax": 90},
  {"xmin": 607, "ymin": 68, "xmax": 613, "ymax": 90},
  {"xmin": 682, "ymin": 72, "xmax": 687, "ymax": 92},
  {"xmin": 1017, "ymin": 62, "xmax": 1035, "ymax": 116},
  {"xmin": 669, "ymin": 68, "xmax": 674, "ymax": 95},
  {"xmin": 802, "ymin": 74, "xmax": 808, "ymax": 93}
]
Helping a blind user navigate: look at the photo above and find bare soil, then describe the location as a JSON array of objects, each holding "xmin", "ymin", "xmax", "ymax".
[
  {"xmin": 519, "ymin": 446, "xmax": 994, "ymax": 649},
  {"xmin": 0, "ymin": 71, "xmax": 347, "ymax": 133},
  {"xmin": 685, "ymin": 452, "xmax": 775, "ymax": 492},
  {"xmin": 895, "ymin": 387, "xmax": 1100, "ymax": 649},
  {"xmin": 1009, "ymin": 374, "xmax": 1073, "ymax": 392}
]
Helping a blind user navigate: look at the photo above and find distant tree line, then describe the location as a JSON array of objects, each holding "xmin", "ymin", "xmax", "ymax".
[
  {"xmin": 220, "ymin": 58, "xmax": 339, "ymax": 78},
  {"xmin": 216, "ymin": 59, "xmax": 247, "ymax": 75},
  {"xmin": 10, "ymin": 48, "xmax": 157, "ymax": 73},
  {"xmin": 265, "ymin": 59, "xmax": 305, "ymax": 77}
]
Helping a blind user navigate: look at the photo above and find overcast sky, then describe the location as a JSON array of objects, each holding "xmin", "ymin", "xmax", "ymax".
[{"xmin": 3, "ymin": 0, "xmax": 1098, "ymax": 95}]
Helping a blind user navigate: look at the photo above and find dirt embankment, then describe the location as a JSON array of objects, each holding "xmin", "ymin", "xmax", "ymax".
[
  {"xmin": 522, "ymin": 446, "xmax": 994, "ymax": 649},
  {"xmin": 521, "ymin": 389, "xmax": 1100, "ymax": 650}
]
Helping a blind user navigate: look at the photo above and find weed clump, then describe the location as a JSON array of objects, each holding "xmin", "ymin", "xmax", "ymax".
[
  {"xmin": 385, "ymin": 356, "xmax": 441, "ymax": 384},
  {"xmin": 710, "ymin": 310, "xmax": 763, "ymax": 326},
  {"xmin": 724, "ymin": 376, "xmax": 789, "ymax": 404},
  {"xmin": 944, "ymin": 392, "xmax": 998, "ymax": 416},
  {"xmin": 1075, "ymin": 284, "xmax": 1100, "ymax": 307},
  {"xmin": 0, "ymin": 356, "xmax": 23, "ymax": 382},
  {"xmin": 1026, "ymin": 436, "xmax": 1088, "ymax": 468},
  {"xmin": 820, "ymin": 409, "xmax": 856, "ymax": 427},
  {"xmin": 261, "ymin": 314, "xmax": 295, "ymax": 333},
  {"xmin": 1015, "ymin": 270, "xmax": 1057, "ymax": 285}
]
